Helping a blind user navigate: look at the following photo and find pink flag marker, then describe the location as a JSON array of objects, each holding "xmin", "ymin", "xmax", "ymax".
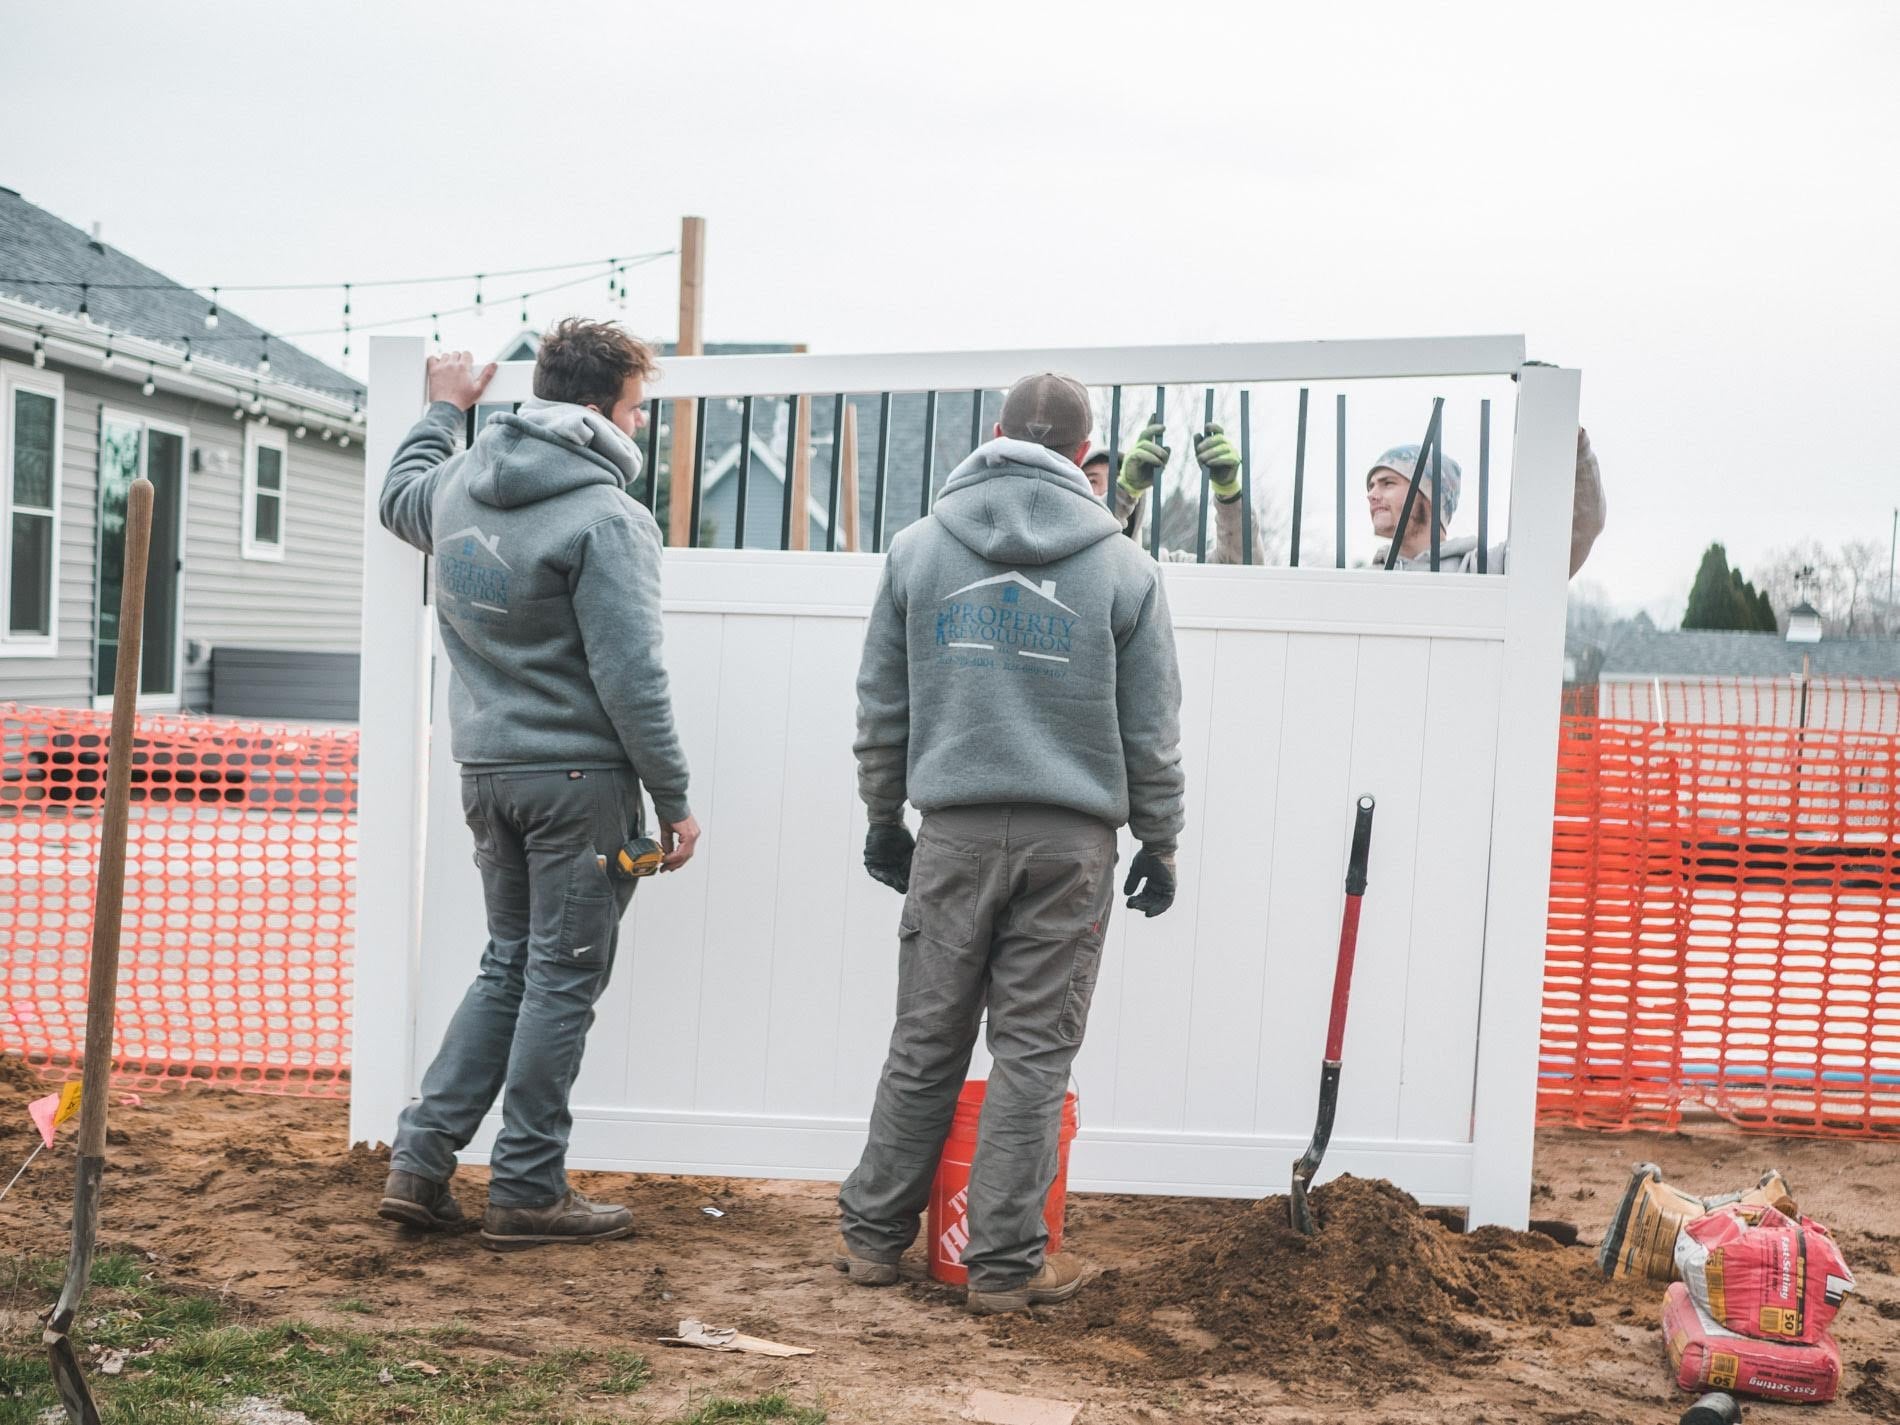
[{"xmin": 28, "ymin": 1082, "xmax": 82, "ymax": 1150}]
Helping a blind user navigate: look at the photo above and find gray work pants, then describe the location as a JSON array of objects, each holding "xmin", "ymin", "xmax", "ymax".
[
  {"xmin": 391, "ymin": 768, "xmax": 639, "ymax": 1207},
  {"xmin": 839, "ymin": 804, "xmax": 1116, "ymax": 1291}
]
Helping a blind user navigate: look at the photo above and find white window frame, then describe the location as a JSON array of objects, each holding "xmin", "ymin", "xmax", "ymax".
[
  {"xmin": 242, "ymin": 422, "xmax": 288, "ymax": 561},
  {"xmin": 0, "ymin": 360, "xmax": 65, "ymax": 657}
]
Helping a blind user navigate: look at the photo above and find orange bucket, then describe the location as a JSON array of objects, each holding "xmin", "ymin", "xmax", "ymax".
[{"xmin": 927, "ymin": 1079, "xmax": 1079, "ymax": 1285}]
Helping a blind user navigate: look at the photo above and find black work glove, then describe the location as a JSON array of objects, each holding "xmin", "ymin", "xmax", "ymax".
[
  {"xmin": 864, "ymin": 821, "xmax": 916, "ymax": 894},
  {"xmin": 1123, "ymin": 846, "xmax": 1177, "ymax": 917}
]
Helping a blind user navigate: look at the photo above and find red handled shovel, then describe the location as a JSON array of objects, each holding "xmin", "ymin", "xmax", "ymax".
[{"xmin": 1289, "ymin": 794, "xmax": 1376, "ymax": 1236}]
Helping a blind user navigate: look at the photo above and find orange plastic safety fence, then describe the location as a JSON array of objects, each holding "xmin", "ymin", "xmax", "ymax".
[
  {"xmin": 0, "ymin": 703, "xmax": 357, "ymax": 1096},
  {"xmin": 1541, "ymin": 709, "xmax": 1900, "ymax": 1138}
]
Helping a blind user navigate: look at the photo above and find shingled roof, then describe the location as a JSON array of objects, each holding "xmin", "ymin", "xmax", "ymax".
[
  {"xmin": 0, "ymin": 185, "xmax": 362, "ymax": 402},
  {"xmin": 1600, "ymin": 626, "xmax": 1899, "ymax": 679}
]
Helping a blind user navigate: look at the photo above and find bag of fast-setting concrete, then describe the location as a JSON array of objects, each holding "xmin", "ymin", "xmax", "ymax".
[
  {"xmin": 1663, "ymin": 1281, "xmax": 1841, "ymax": 1404},
  {"xmin": 1674, "ymin": 1203, "xmax": 1854, "ymax": 1345}
]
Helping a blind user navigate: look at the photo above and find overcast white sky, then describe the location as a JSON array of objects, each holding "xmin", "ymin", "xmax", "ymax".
[{"xmin": 5, "ymin": 0, "xmax": 1896, "ymax": 611}]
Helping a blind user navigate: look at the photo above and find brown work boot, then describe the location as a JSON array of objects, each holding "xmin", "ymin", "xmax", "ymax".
[
  {"xmin": 831, "ymin": 1235, "xmax": 899, "ymax": 1286},
  {"xmin": 965, "ymin": 1255, "xmax": 1090, "ymax": 1315},
  {"xmin": 377, "ymin": 1170, "xmax": 469, "ymax": 1233},
  {"xmin": 480, "ymin": 1190, "xmax": 632, "ymax": 1251},
  {"xmin": 1597, "ymin": 1165, "xmax": 1800, "ymax": 1282}
]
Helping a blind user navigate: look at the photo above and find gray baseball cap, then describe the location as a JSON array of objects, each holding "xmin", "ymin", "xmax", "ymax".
[{"xmin": 999, "ymin": 372, "xmax": 1091, "ymax": 452}]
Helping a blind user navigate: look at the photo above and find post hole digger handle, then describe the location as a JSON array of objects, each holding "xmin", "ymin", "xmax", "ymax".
[{"xmin": 1291, "ymin": 794, "xmax": 1376, "ymax": 1236}]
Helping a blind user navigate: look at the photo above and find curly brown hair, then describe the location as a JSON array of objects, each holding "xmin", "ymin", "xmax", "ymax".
[{"xmin": 532, "ymin": 318, "xmax": 660, "ymax": 412}]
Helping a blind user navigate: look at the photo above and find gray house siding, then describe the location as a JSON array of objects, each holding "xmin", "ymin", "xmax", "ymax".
[{"xmin": 0, "ymin": 354, "xmax": 364, "ymax": 716}]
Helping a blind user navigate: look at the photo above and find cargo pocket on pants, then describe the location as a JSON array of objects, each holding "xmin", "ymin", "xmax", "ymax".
[
  {"xmin": 1057, "ymin": 930, "xmax": 1105, "ymax": 1046},
  {"xmin": 557, "ymin": 850, "xmax": 617, "ymax": 963}
]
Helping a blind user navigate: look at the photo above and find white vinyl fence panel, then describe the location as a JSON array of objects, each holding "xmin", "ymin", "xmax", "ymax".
[{"xmin": 354, "ymin": 336, "xmax": 1579, "ymax": 1229}]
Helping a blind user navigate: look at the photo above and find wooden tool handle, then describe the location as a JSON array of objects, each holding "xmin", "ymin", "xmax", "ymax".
[{"xmin": 73, "ymin": 477, "xmax": 153, "ymax": 1159}]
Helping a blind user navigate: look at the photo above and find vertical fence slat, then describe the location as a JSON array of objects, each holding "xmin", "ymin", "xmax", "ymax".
[
  {"xmin": 687, "ymin": 396, "xmax": 708, "ymax": 549},
  {"xmin": 919, "ymin": 390, "xmax": 939, "ymax": 520},
  {"xmin": 1196, "ymin": 387, "xmax": 1213, "ymax": 564},
  {"xmin": 1335, "ymin": 392, "xmax": 1347, "ymax": 569},
  {"xmin": 1289, "ymin": 387, "xmax": 1308, "ymax": 568},
  {"xmin": 825, "ymin": 394, "xmax": 846, "ymax": 553},
  {"xmin": 968, "ymin": 387, "xmax": 984, "ymax": 455},
  {"xmin": 642, "ymin": 399, "xmax": 660, "ymax": 514},
  {"xmin": 734, "ymin": 396, "xmax": 755, "ymax": 549},
  {"xmin": 840, "ymin": 401, "xmax": 861, "ymax": 552},
  {"xmin": 1105, "ymin": 384, "xmax": 1123, "ymax": 513},
  {"xmin": 1149, "ymin": 385, "xmax": 1167, "ymax": 562},
  {"xmin": 1478, "ymin": 397, "xmax": 1491, "ymax": 575},
  {"xmin": 1239, "ymin": 388, "xmax": 1254, "ymax": 567},
  {"xmin": 1430, "ymin": 424, "xmax": 1442, "ymax": 573},
  {"xmin": 873, "ymin": 392, "xmax": 892, "ymax": 553}
]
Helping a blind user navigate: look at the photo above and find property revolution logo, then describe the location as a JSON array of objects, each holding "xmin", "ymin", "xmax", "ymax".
[{"xmin": 934, "ymin": 572, "xmax": 1077, "ymax": 665}]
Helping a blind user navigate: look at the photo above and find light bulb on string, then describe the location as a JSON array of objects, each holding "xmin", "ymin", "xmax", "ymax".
[
  {"xmin": 183, "ymin": 336, "xmax": 194, "ymax": 366},
  {"xmin": 520, "ymin": 294, "xmax": 529, "ymax": 324},
  {"xmin": 321, "ymin": 428, "xmax": 334, "ymax": 442},
  {"xmin": 232, "ymin": 403, "xmax": 245, "ymax": 420},
  {"xmin": 616, "ymin": 266, "xmax": 627, "ymax": 310},
  {"xmin": 32, "ymin": 328, "xmax": 46, "ymax": 368},
  {"xmin": 78, "ymin": 284, "xmax": 90, "ymax": 321},
  {"xmin": 338, "ymin": 433, "xmax": 351, "ymax": 449},
  {"xmin": 100, "ymin": 340, "xmax": 113, "ymax": 370},
  {"xmin": 142, "ymin": 364, "xmax": 156, "ymax": 397},
  {"xmin": 474, "ymin": 274, "xmax": 483, "ymax": 318},
  {"xmin": 294, "ymin": 422, "xmax": 307, "ymax": 438},
  {"xmin": 259, "ymin": 336, "xmax": 271, "ymax": 376},
  {"xmin": 431, "ymin": 314, "xmax": 440, "ymax": 346},
  {"xmin": 250, "ymin": 386, "xmax": 265, "ymax": 418},
  {"xmin": 205, "ymin": 288, "xmax": 219, "ymax": 329}
]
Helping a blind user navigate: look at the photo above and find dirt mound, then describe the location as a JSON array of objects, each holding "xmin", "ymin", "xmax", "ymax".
[{"xmin": 993, "ymin": 1175, "xmax": 1634, "ymax": 1391}]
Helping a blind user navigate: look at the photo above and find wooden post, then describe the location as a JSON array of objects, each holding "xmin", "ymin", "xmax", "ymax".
[
  {"xmin": 667, "ymin": 215, "xmax": 706, "ymax": 547},
  {"xmin": 787, "ymin": 395, "xmax": 812, "ymax": 551},
  {"xmin": 839, "ymin": 403, "xmax": 861, "ymax": 552}
]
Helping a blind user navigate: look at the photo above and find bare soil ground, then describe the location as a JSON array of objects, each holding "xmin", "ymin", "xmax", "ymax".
[{"xmin": 1, "ymin": 1063, "xmax": 1895, "ymax": 1423}]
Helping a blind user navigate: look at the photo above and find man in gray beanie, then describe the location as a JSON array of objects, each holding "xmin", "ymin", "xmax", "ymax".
[
  {"xmin": 1367, "ymin": 428, "xmax": 1605, "ymax": 575},
  {"xmin": 836, "ymin": 372, "xmax": 1185, "ymax": 1314}
]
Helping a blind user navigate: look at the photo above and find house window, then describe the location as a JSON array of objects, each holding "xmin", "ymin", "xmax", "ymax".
[
  {"xmin": 243, "ymin": 424, "xmax": 287, "ymax": 560},
  {"xmin": 1, "ymin": 362, "xmax": 63, "ymax": 655}
]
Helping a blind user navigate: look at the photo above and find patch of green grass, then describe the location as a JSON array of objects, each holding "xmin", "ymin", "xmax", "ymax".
[
  {"xmin": 332, "ymin": 1297, "xmax": 373, "ymax": 1315},
  {"xmin": 675, "ymin": 1393, "xmax": 827, "ymax": 1425},
  {"xmin": 0, "ymin": 1257, "xmax": 652, "ymax": 1425}
]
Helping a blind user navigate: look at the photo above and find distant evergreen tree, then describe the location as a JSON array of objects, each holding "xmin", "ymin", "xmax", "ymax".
[{"xmin": 1683, "ymin": 543, "xmax": 1775, "ymax": 630}]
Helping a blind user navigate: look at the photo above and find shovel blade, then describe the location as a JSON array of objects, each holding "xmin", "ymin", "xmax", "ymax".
[{"xmin": 46, "ymin": 1330, "xmax": 101, "ymax": 1425}]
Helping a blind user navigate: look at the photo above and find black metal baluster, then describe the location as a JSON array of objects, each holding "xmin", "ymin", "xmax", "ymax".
[
  {"xmin": 642, "ymin": 399, "xmax": 660, "ymax": 513},
  {"xmin": 780, "ymin": 395, "xmax": 798, "ymax": 552},
  {"xmin": 1289, "ymin": 387, "xmax": 1308, "ymax": 568},
  {"xmin": 1196, "ymin": 387, "xmax": 1213, "ymax": 564},
  {"xmin": 1383, "ymin": 397, "xmax": 1444, "ymax": 571},
  {"xmin": 1430, "ymin": 429, "xmax": 1442, "ymax": 572},
  {"xmin": 826, "ymin": 393, "xmax": 846, "ymax": 553},
  {"xmin": 872, "ymin": 392, "xmax": 892, "ymax": 553},
  {"xmin": 688, "ymin": 396, "xmax": 708, "ymax": 549},
  {"xmin": 1335, "ymin": 393, "xmax": 1346, "ymax": 569},
  {"xmin": 1478, "ymin": 398, "xmax": 1491, "ymax": 575},
  {"xmin": 734, "ymin": 396, "xmax": 755, "ymax": 549},
  {"xmin": 1149, "ymin": 385, "xmax": 1167, "ymax": 561},
  {"xmin": 1239, "ymin": 388, "xmax": 1254, "ymax": 566},
  {"xmin": 969, "ymin": 388, "xmax": 984, "ymax": 455},
  {"xmin": 919, "ymin": 390, "xmax": 939, "ymax": 519},
  {"xmin": 1105, "ymin": 385, "xmax": 1123, "ymax": 512}
]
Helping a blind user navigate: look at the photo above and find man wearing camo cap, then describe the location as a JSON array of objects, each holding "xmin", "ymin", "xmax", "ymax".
[
  {"xmin": 1367, "ymin": 429, "xmax": 1606, "ymax": 575},
  {"xmin": 835, "ymin": 371, "xmax": 1185, "ymax": 1315}
]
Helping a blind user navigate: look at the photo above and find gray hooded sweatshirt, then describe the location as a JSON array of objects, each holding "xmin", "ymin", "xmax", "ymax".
[
  {"xmin": 379, "ymin": 399, "xmax": 692, "ymax": 823},
  {"xmin": 855, "ymin": 437, "xmax": 1186, "ymax": 851}
]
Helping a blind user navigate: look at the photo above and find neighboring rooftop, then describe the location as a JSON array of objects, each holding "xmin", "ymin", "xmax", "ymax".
[
  {"xmin": 0, "ymin": 185, "xmax": 362, "ymax": 402},
  {"xmin": 1601, "ymin": 626, "xmax": 1899, "ymax": 679}
]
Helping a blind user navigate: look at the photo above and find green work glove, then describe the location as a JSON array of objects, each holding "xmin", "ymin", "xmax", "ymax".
[
  {"xmin": 1117, "ymin": 422, "xmax": 1169, "ymax": 496},
  {"xmin": 1196, "ymin": 424, "xmax": 1242, "ymax": 500}
]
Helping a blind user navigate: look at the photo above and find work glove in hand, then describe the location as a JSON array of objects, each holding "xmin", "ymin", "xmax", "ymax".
[
  {"xmin": 1195, "ymin": 424, "xmax": 1242, "ymax": 500},
  {"xmin": 864, "ymin": 821, "xmax": 916, "ymax": 894},
  {"xmin": 1117, "ymin": 423, "xmax": 1170, "ymax": 496},
  {"xmin": 1123, "ymin": 846, "xmax": 1177, "ymax": 917}
]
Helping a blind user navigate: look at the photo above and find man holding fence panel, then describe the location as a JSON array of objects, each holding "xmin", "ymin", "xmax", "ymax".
[
  {"xmin": 374, "ymin": 322, "xmax": 699, "ymax": 1250},
  {"xmin": 837, "ymin": 372, "xmax": 1186, "ymax": 1314}
]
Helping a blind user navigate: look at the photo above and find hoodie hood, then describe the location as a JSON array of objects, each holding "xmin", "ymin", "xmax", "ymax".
[
  {"xmin": 931, "ymin": 437, "xmax": 1122, "ymax": 565},
  {"xmin": 465, "ymin": 398, "xmax": 645, "ymax": 509}
]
